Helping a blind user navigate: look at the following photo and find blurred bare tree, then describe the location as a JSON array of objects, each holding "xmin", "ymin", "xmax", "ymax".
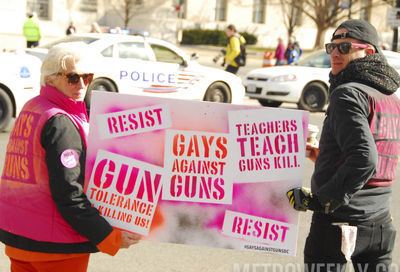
[
  {"xmin": 110, "ymin": 0, "xmax": 167, "ymax": 29},
  {"xmin": 280, "ymin": 0, "xmax": 301, "ymax": 41},
  {"xmin": 280, "ymin": 0, "xmax": 389, "ymax": 48}
]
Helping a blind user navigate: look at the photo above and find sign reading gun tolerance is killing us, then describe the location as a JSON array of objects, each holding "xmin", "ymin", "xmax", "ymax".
[{"xmin": 84, "ymin": 91, "xmax": 309, "ymax": 256}]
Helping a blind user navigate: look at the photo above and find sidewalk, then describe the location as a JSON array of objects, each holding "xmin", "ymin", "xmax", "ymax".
[
  {"xmin": 179, "ymin": 44, "xmax": 265, "ymax": 63},
  {"xmin": 0, "ymin": 231, "xmax": 310, "ymax": 272},
  {"xmin": 180, "ymin": 44, "xmax": 266, "ymax": 55}
]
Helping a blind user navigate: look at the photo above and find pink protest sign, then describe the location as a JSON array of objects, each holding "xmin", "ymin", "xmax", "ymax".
[
  {"xmin": 229, "ymin": 108, "xmax": 305, "ymax": 182},
  {"xmin": 84, "ymin": 91, "xmax": 309, "ymax": 256},
  {"xmin": 163, "ymin": 129, "xmax": 234, "ymax": 204},
  {"xmin": 87, "ymin": 149, "xmax": 163, "ymax": 235}
]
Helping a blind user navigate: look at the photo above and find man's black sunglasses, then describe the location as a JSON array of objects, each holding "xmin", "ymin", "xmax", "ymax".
[{"xmin": 325, "ymin": 42, "xmax": 368, "ymax": 54}]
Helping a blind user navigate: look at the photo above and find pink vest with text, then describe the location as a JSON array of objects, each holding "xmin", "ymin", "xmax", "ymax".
[
  {"xmin": 0, "ymin": 85, "xmax": 89, "ymax": 243},
  {"xmin": 367, "ymin": 89, "xmax": 400, "ymax": 186}
]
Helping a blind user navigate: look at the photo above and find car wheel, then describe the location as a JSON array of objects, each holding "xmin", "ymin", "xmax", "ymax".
[
  {"xmin": 257, "ymin": 99, "xmax": 283, "ymax": 107},
  {"xmin": 85, "ymin": 78, "xmax": 117, "ymax": 114},
  {"xmin": 204, "ymin": 82, "xmax": 231, "ymax": 103},
  {"xmin": 298, "ymin": 82, "xmax": 328, "ymax": 112},
  {"xmin": 0, "ymin": 87, "xmax": 13, "ymax": 132}
]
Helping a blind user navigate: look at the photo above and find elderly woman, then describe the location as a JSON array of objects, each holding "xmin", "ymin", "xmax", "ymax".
[{"xmin": 0, "ymin": 43, "xmax": 140, "ymax": 272}]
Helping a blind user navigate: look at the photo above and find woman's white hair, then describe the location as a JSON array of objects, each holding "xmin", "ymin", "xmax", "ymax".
[{"xmin": 40, "ymin": 42, "xmax": 95, "ymax": 86}]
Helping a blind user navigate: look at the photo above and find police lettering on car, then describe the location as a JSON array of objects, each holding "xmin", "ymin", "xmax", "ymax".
[{"xmin": 120, "ymin": 70, "xmax": 176, "ymax": 84}]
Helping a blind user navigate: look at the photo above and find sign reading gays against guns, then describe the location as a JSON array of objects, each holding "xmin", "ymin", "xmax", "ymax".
[{"xmin": 84, "ymin": 91, "xmax": 309, "ymax": 256}]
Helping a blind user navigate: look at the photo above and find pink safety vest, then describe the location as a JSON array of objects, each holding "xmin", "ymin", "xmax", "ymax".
[
  {"xmin": 368, "ymin": 90, "xmax": 400, "ymax": 186},
  {"xmin": 0, "ymin": 85, "xmax": 89, "ymax": 243},
  {"xmin": 341, "ymin": 82, "xmax": 400, "ymax": 187}
]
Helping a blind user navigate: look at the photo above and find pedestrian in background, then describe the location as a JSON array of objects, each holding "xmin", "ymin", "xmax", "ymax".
[
  {"xmin": 274, "ymin": 37, "xmax": 286, "ymax": 66},
  {"xmin": 381, "ymin": 43, "xmax": 390, "ymax": 50},
  {"xmin": 23, "ymin": 12, "xmax": 41, "ymax": 48},
  {"xmin": 0, "ymin": 42, "xmax": 140, "ymax": 272},
  {"xmin": 285, "ymin": 38, "xmax": 300, "ymax": 65},
  {"xmin": 223, "ymin": 24, "xmax": 246, "ymax": 74},
  {"xmin": 66, "ymin": 21, "xmax": 76, "ymax": 35},
  {"xmin": 90, "ymin": 22, "xmax": 101, "ymax": 33},
  {"xmin": 287, "ymin": 19, "xmax": 400, "ymax": 272},
  {"xmin": 292, "ymin": 36, "xmax": 303, "ymax": 58}
]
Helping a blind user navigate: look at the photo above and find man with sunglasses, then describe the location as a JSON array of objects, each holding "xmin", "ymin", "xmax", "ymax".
[
  {"xmin": 0, "ymin": 43, "xmax": 140, "ymax": 271},
  {"xmin": 287, "ymin": 20, "xmax": 400, "ymax": 271}
]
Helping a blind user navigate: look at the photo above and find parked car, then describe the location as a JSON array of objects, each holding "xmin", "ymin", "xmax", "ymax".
[
  {"xmin": 0, "ymin": 52, "xmax": 41, "ymax": 131},
  {"xmin": 244, "ymin": 49, "xmax": 400, "ymax": 112},
  {"xmin": 24, "ymin": 33, "xmax": 245, "ymax": 111}
]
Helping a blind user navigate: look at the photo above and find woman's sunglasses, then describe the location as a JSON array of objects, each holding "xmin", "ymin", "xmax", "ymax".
[
  {"xmin": 325, "ymin": 42, "xmax": 369, "ymax": 54},
  {"xmin": 58, "ymin": 73, "xmax": 94, "ymax": 85}
]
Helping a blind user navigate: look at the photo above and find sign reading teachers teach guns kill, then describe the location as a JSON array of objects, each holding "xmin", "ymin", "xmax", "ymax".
[{"xmin": 84, "ymin": 91, "xmax": 309, "ymax": 256}]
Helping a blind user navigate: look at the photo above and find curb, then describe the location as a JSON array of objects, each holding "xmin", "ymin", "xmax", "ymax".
[{"xmin": 179, "ymin": 44, "xmax": 264, "ymax": 56}]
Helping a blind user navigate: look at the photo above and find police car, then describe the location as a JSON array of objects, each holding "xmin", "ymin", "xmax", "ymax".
[
  {"xmin": 25, "ymin": 33, "xmax": 245, "ymax": 110},
  {"xmin": 0, "ymin": 52, "xmax": 41, "ymax": 131}
]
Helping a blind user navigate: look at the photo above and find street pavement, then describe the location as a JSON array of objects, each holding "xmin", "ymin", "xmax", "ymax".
[
  {"xmin": 0, "ymin": 46, "xmax": 399, "ymax": 272},
  {"xmin": 180, "ymin": 44, "xmax": 266, "ymax": 82}
]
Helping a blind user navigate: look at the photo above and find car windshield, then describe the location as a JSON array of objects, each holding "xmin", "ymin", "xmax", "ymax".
[
  {"xmin": 385, "ymin": 53, "xmax": 400, "ymax": 71},
  {"xmin": 295, "ymin": 51, "xmax": 331, "ymax": 68},
  {"xmin": 150, "ymin": 44, "xmax": 185, "ymax": 65},
  {"xmin": 39, "ymin": 36, "xmax": 99, "ymax": 49}
]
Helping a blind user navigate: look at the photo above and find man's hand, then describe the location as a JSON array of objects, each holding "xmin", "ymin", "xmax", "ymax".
[
  {"xmin": 286, "ymin": 187, "xmax": 323, "ymax": 212},
  {"xmin": 120, "ymin": 231, "xmax": 141, "ymax": 249},
  {"xmin": 306, "ymin": 142, "xmax": 319, "ymax": 163}
]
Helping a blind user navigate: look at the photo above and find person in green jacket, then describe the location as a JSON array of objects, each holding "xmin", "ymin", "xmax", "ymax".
[
  {"xmin": 23, "ymin": 12, "xmax": 41, "ymax": 48},
  {"xmin": 223, "ymin": 24, "xmax": 246, "ymax": 74}
]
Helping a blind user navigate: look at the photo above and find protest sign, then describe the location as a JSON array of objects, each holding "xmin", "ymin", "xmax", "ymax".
[
  {"xmin": 229, "ymin": 108, "xmax": 304, "ymax": 182},
  {"xmin": 163, "ymin": 129, "xmax": 234, "ymax": 204},
  {"xmin": 84, "ymin": 91, "xmax": 309, "ymax": 256}
]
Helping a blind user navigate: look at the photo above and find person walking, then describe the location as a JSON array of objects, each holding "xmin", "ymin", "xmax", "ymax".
[
  {"xmin": 223, "ymin": 24, "xmax": 246, "ymax": 74},
  {"xmin": 287, "ymin": 19, "xmax": 400, "ymax": 272},
  {"xmin": 292, "ymin": 36, "xmax": 303, "ymax": 58},
  {"xmin": 0, "ymin": 42, "xmax": 140, "ymax": 272},
  {"xmin": 66, "ymin": 21, "xmax": 76, "ymax": 35},
  {"xmin": 285, "ymin": 39, "xmax": 299, "ymax": 65},
  {"xmin": 90, "ymin": 22, "xmax": 101, "ymax": 33},
  {"xmin": 274, "ymin": 38, "xmax": 286, "ymax": 66},
  {"xmin": 23, "ymin": 12, "xmax": 41, "ymax": 48}
]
